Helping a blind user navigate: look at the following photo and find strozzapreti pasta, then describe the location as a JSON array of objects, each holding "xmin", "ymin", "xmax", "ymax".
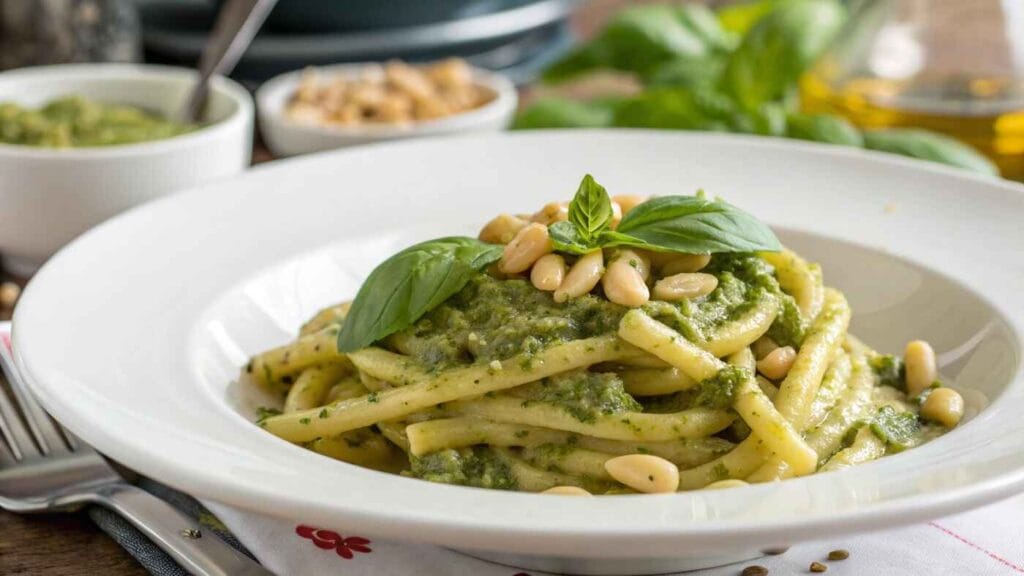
[{"xmin": 246, "ymin": 175, "xmax": 961, "ymax": 495}]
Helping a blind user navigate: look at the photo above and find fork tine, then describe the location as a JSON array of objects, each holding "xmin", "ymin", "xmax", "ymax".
[
  {"xmin": 0, "ymin": 382, "xmax": 39, "ymax": 460},
  {"xmin": 0, "ymin": 343, "xmax": 70, "ymax": 455}
]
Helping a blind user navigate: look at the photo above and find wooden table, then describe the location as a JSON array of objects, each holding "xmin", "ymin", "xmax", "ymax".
[{"xmin": 0, "ymin": 3, "xmax": 624, "ymax": 574}]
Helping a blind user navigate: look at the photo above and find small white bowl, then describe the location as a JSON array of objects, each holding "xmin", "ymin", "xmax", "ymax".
[
  {"xmin": 0, "ymin": 64, "xmax": 253, "ymax": 275},
  {"xmin": 256, "ymin": 63, "xmax": 517, "ymax": 157}
]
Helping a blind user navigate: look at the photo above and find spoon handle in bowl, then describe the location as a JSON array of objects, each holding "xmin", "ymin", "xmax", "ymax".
[{"xmin": 182, "ymin": 0, "xmax": 278, "ymax": 122}]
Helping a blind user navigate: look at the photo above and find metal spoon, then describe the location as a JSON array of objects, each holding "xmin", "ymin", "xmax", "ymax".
[{"xmin": 181, "ymin": 0, "xmax": 278, "ymax": 123}]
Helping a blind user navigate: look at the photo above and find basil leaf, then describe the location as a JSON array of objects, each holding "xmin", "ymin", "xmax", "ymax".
[
  {"xmin": 337, "ymin": 237, "xmax": 502, "ymax": 352},
  {"xmin": 548, "ymin": 221, "xmax": 592, "ymax": 255},
  {"xmin": 568, "ymin": 174, "xmax": 614, "ymax": 242},
  {"xmin": 613, "ymin": 87, "xmax": 734, "ymax": 131},
  {"xmin": 595, "ymin": 229, "xmax": 654, "ymax": 250},
  {"xmin": 786, "ymin": 112, "xmax": 864, "ymax": 146},
  {"xmin": 513, "ymin": 98, "xmax": 620, "ymax": 130},
  {"xmin": 722, "ymin": 0, "xmax": 846, "ymax": 111},
  {"xmin": 615, "ymin": 195, "xmax": 781, "ymax": 253},
  {"xmin": 868, "ymin": 405, "xmax": 920, "ymax": 451},
  {"xmin": 542, "ymin": 4, "xmax": 734, "ymax": 82},
  {"xmin": 863, "ymin": 129, "xmax": 998, "ymax": 176}
]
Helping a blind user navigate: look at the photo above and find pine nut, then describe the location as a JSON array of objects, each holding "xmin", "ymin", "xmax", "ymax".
[
  {"xmin": 604, "ymin": 454, "xmax": 679, "ymax": 494},
  {"xmin": 554, "ymin": 250, "xmax": 604, "ymax": 303},
  {"xmin": 531, "ymin": 201, "xmax": 568, "ymax": 225},
  {"xmin": 531, "ymin": 254, "xmax": 567, "ymax": 292},
  {"xmin": 541, "ymin": 485, "xmax": 592, "ymax": 496},
  {"xmin": 904, "ymin": 340, "xmax": 937, "ymax": 397},
  {"xmin": 704, "ymin": 479, "xmax": 749, "ymax": 490},
  {"xmin": 652, "ymin": 272, "xmax": 718, "ymax": 301},
  {"xmin": 479, "ymin": 213, "xmax": 528, "ymax": 244},
  {"xmin": 756, "ymin": 346, "xmax": 797, "ymax": 380},
  {"xmin": 499, "ymin": 223, "xmax": 552, "ymax": 274},
  {"xmin": 751, "ymin": 336, "xmax": 779, "ymax": 360},
  {"xmin": 920, "ymin": 387, "xmax": 964, "ymax": 427},
  {"xmin": 602, "ymin": 250, "xmax": 651, "ymax": 307},
  {"xmin": 613, "ymin": 194, "xmax": 649, "ymax": 214},
  {"xmin": 660, "ymin": 253, "xmax": 712, "ymax": 276}
]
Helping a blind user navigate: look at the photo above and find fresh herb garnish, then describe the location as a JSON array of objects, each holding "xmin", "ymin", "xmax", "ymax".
[
  {"xmin": 337, "ymin": 237, "xmax": 503, "ymax": 352},
  {"xmin": 515, "ymin": 0, "xmax": 997, "ymax": 176},
  {"xmin": 868, "ymin": 405, "xmax": 920, "ymax": 451},
  {"xmin": 549, "ymin": 174, "xmax": 781, "ymax": 256},
  {"xmin": 568, "ymin": 174, "xmax": 615, "ymax": 243}
]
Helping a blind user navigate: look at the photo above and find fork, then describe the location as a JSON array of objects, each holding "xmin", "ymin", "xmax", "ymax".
[{"xmin": 0, "ymin": 341, "xmax": 275, "ymax": 576}]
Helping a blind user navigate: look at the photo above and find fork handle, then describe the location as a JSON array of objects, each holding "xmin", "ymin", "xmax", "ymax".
[{"xmin": 93, "ymin": 483, "xmax": 275, "ymax": 576}]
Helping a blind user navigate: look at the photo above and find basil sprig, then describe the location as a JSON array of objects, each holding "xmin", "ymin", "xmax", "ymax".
[
  {"xmin": 337, "ymin": 237, "xmax": 502, "ymax": 352},
  {"xmin": 549, "ymin": 174, "xmax": 781, "ymax": 255}
]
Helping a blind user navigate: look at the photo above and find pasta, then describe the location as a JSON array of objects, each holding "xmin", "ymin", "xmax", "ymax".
[{"xmin": 247, "ymin": 176, "xmax": 962, "ymax": 495}]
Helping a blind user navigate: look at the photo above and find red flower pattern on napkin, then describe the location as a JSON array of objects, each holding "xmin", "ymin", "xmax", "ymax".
[{"xmin": 295, "ymin": 525, "xmax": 372, "ymax": 559}]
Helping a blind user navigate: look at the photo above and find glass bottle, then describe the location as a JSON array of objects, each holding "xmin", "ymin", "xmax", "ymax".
[{"xmin": 800, "ymin": 0, "xmax": 1024, "ymax": 180}]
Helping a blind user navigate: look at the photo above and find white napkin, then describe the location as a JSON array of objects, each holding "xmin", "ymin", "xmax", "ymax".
[{"xmin": 206, "ymin": 493, "xmax": 1024, "ymax": 576}]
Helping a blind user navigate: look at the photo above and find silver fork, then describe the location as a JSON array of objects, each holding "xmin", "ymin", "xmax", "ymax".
[{"xmin": 0, "ymin": 342, "xmax": 274, "ymax": 576}]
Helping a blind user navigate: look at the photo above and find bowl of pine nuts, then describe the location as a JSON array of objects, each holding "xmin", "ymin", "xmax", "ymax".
[{"xmin": 256, "ymin": 58, "xmax": 517, "ymax": 157}]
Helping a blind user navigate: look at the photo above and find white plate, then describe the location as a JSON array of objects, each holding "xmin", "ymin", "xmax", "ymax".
[{"xmin": 13, "ymin": 132, "xmax": 1024, "ymax": 574}]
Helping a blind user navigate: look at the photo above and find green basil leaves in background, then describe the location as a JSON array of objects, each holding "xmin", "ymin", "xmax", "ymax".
[
  {"xmin": 785, "ymin": 112, "xmax": 863, "ymax": 146},
  {"xmin": 549, "ymin": 174, "xmax": 781, "ymax": 256},
  {"xmin": 542, "ymin": 4, "xmax": 736, "ymax": 83},
  {"xmin": 862, "ymin": 129, "xmax": 998, "ymax": 176},
  {"xmin": 337, "ymin": 237, "xmax": 503, "ymax": 352},
  {"xmin": 512, "ymin": 98, "xmax": 621, "ymax": 130},
  {"xmin": 721, "ymin": 0, "xmax": 846, "ymax": 111},
  {"xmin": 514, "ymin": 0, "xmax": 998, "ymax": 177}
]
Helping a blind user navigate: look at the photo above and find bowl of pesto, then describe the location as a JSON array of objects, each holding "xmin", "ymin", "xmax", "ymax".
[{"xmin": 0, "ymin": 63, "xmax": 253, "ymax": 275}]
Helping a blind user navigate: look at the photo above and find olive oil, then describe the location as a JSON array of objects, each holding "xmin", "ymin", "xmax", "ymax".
[{"xmin": 800, "ymin": 73, "xmax": 1024, "ymax": 180}]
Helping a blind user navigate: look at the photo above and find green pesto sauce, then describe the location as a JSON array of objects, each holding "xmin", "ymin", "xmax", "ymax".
[
  {"xmin": 409, "ymin": 447, "xmax": 517, "ymax": 490},
  {"xmin": 0, "ymin": 96, "xmax": 197, "ymax": 148},
  {"xmin": 693, "ymin": 365, "xmax": 746, "ymax": 409},
  {"xmin": 518, "ymin": 370, "xmax": 642, "ymax": 423},
  {"xmin": 765, "ymin": 291, "xmax": 804, "ymax": 347},
  {"xmin": 642, "ymin": 254, "xmax": 802, "ymax": 345},
  {"xmin": 396, "ymin": 274, "xmax": 625, "ymax": 370}
]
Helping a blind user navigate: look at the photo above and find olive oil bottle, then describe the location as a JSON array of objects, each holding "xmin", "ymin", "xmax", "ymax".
[{"xmin": 799, "ymin": 0, "xmax": 1024, "ymax": 180}]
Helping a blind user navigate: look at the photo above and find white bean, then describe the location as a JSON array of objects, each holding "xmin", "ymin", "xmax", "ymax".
[
  {"xmin": 612, "ymin": 194, "xmax": 649, "ymax": 214},
  {"xmin": 541, "ymin": 485, "xmax": 592, "ymax": 496},
  {"xmin": 531, "ymin": 254, "xmax": 567, "ymax": 292},
  {"xmin": 751, "ymin": 336, "xmax": 779, "ymax": 360},
  {"xmin": 610, "ymin": 201, "xmax": 623, "ymax": 229},
  {"xmin": 499, "ymin": 223, "xmax": 552, "ymax": 274},
  {"xmin": 660, "ymin": 254, "xmax": 712, "ymax": 276},
  {"xmin": 554, "ymin": 250, "xmax": 604, "ymax": 303},
  {"xmin": 531, "ymin": 201, "xmax": 568, "ymax": 225},
  {"xmin": 904, "ymin": 340, "xmax": 937, "ymax": 397},
  {"xmin": 920, "ymin": 388, "xmax": 964, "ymax": 427},
  {"xmin": 478, "ymin": 214, "xmax": 527, "ymax": 245},
  {"xmin": 604, "ymin": 454, "xmax": 679, "ymax": 494},
  {"xmin": 602, "ymin": 250, "xmax": 651, "ymax": 307},
  {"xmin": 756, "ymin": 346, "xmax": 797, "ymax": 380},
  {"xmin": 652, "ymin": 272, "xmax": 718, "ymax": 302}
]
